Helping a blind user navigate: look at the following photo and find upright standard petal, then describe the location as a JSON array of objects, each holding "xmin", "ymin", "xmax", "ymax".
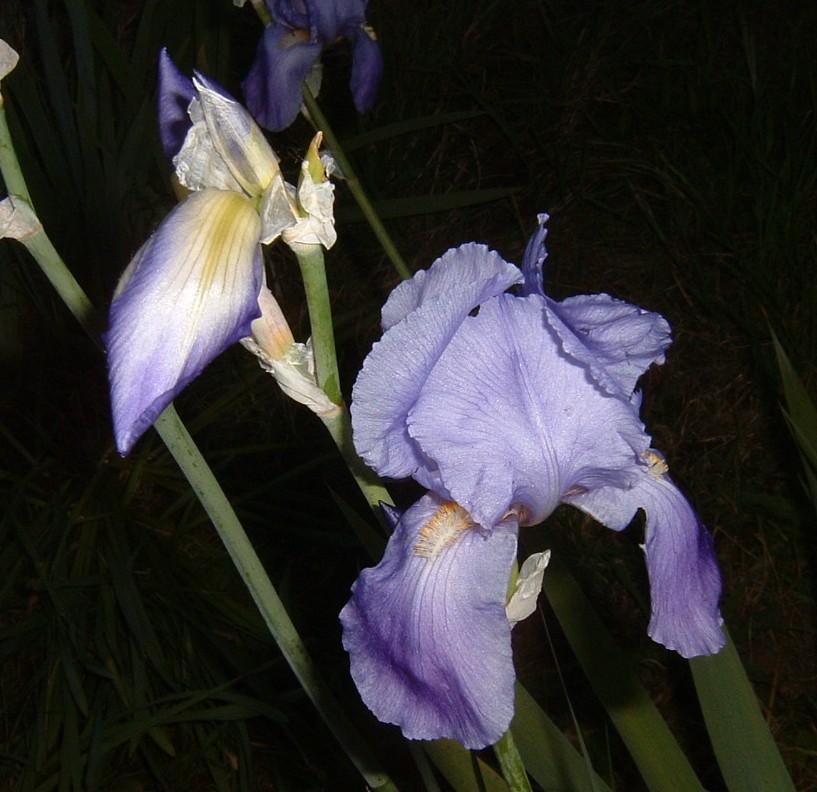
[
  {"xmin": 352, "ymin": 244, "xmax": 522, "ymax": 484},
  {"xmin": 157, "ymin": 49, "xmax": 195, "ymax": 161},
  {"xmin": 408, "ymin": 294, "xmax": 648, "ymax": 528},
  {"xmin": 349, "ymin": 23, "xmax": 383, "ymax": 113},
  {"xmin": 340, "ymin": 493, "xmax": 519, "ymax": 749},
  {"xmin": 107, "ymin": 189, "xmax": 263, "ymax": 454},
  {"xmin": 242, "ymin": 24, "xmax": 322, "ymax": 132}
]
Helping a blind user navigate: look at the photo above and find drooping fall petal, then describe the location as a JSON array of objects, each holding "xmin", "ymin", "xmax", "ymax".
[
  {"xmin": 340, "ymin": 493, "xmax": 519, "ymax": 749},
  {"xmin": 107, "ymin": 189, "xmax": 263, "ymax": 454}
]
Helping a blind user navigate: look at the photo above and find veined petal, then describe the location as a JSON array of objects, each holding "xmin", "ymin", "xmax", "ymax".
[
  {"xmin": 107, "ymin": 189, "xmax": 263, "ymax": 455},
  {"xmin": 243, "ymin": 24, "xmax": 322, "ymax": 131},
  {"xmin": 352, "ymin": 244, "xmax": 522, "ymax": 485},
  {"xmin": 340, "ymin": 493, "xmax": 519, "ymax": 749},
  {"xmin": 567, "ymin": 462, "xmax": 724, "ymax": 657},
  {"xmin": 380, "ymin": 242, "xmax": 521, "ymax": 330},
  {"xmin": 639, "ymin": 474, "xmax": 724, "ymax": 656},
  {"xmin": 192, "ymin": 72, "xmax": 280, "ymax": 195},
  {"xmin": 158, "ymin": 49, "xmax": 195, "ymax": 161},
  {"xmin": 408, "ymin": 294, "xmax": 648, "ymax": 528},
  {"xmin": 547, "ymin": 293, "xmax": 672, "ymax": 397},
  {"xmin": 349, "ymin": 23, "xmax": 383, "ymax": 113}
]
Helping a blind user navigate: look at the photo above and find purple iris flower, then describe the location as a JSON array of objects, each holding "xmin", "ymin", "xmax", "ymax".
[
  {"xmin": 242, "ymin": 0, "xmax": 383, "ymax": 131},
  {"xmin": 107, "ymin": 53, "xmax": 302, "ymax": 455},
  {"xmin": 340, "ymin": 215, "xmax": 725, "ymax": 748}
]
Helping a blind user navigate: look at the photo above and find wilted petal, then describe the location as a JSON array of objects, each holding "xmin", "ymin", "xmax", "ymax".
[
  {"xmin": 350, "ymin": 24, "xmax": 383, "ymax": 113},
  {"xmin": 352, "ymin": 244, "xmax": 522, "ymax": 484},
  {"xmin": 243, "ymin": 24, "xmax": 322, "ymax": 131},
  {"xmin": 107, "ymin": 189, "xmax": 263, "ymax": 454},
  {"xmin": 157, "ymin": 49, "xmax": 195, "ymax": 161},
  {"xmin": 408, "ymin": 293, "xmax": 648, "ymax": 528},
  {"xmin": 0, "ymin": 196, "xmax": 41, "ymax": 241},
  {"xmin": 506, "ymin": 550, "xmax": 550, "ymax": 626},
  {"xmin": 340, "ymin": 493, "xmax": 518, "ymax": 749},
  {"xmin": 192, "ymin": 72, "xmax": 280, "ymax": 195}
]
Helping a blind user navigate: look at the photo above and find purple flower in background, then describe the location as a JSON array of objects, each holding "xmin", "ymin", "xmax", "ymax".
[
  {"xmin": 340, "ymin": 215, "xmax": 725, "ymax": 748},
  {"xmin": 243, "ymin": 0, "xmax": 383, "ymax": 131}
]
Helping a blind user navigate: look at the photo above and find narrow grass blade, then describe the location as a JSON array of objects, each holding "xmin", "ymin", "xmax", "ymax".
[
  {"xmin": 771, "ymin": 330, "xmax": 817, "ymax": 506},
  {"xmin": 540, "ymin": 544, "xmax": 705, "ymax": 792},
  {"xmin": 690, "ymin": 631, "xmax": 796, "ymax": 792},
  {"xmin": 422, "ymin": 740, "xmax": 508, "ymax": 792},
  {"xmin": 512, "ymin": 683, "xmax": 612, "ymax": 792}
]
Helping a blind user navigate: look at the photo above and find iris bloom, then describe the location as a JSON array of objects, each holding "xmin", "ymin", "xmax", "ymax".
[
  {"xmin": 107, "ymin": 52, "xmax": 334, "ymax": 455},
  {"xmin": 340, "ymin": 215, "xmax": 725, "ymax": 749},
  {"xmin": 242, "ymin": 0, "xmax": 383, "ymax": 131}
]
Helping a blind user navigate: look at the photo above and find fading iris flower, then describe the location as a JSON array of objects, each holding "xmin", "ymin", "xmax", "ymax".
[
  {"xmin": 107, "ymin": 52, "xmax": 334, "ymax": 455},
  {"xmin": 340, "ymin": 215, "xmax": 725, "ymax": 748},
  {"xmin": 242, "ymin": 0, "xmax": 383, "ymax": 131}
]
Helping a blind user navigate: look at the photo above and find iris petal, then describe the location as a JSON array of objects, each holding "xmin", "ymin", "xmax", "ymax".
[
  {"xmin": 340, "ymin": 493, "xmax": 518, "ymax": 749},
  {"xmin": 349, "ymin": 23, "xmax": 383, "ymax": 114},
  {"xmin": 567, "ymin": 468, "xmax": 725, "ymax": 657},
  {"xmin": 546, "ymin": 293, "xmax": 672, "ymax": 397},
  {"xmin": 242, "ymin": 24, "xmax": 322, "ymax": 132},
  {"xmin": 639, "ymin": 475, "xmax": 725, "ymax": 656},
  {"xmin": 157, "ymin": 48, "xmax": 195, "ymax": 161},
  {"xmin": 107, "ymin": 189, "xmax": 263, "ymax": 454},
  {"xmin": 409, "ymin": 294, "xmax": 648, "ymax": 528},
  {"xmin": 352, "ymin": 244, "xmax": 522, "ymax": 484}
]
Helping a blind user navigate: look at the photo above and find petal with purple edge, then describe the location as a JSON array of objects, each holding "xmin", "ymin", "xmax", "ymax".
[
  {"xmin": 639, "ymin": 474, "xmax": 724, "ymax": 657},
  {"xmin": 157, "ymin": 48, "xmax": 195, "ymax": 161},
  {"xmin": 340, "ymin": 493, "xmax": 518, "ymax": 749},
  {"xmin": 242, "ymin": 24, "xmax": 322, "ymax": 132},
  {"xmin": 349, "ymin": 23, "xmax": 383, "ymax": 113},
  {"xmin": 567, "ymin": 466, "xmax": 725, "ymax": 657},
  {"xmin": 107, "ymin": 189, "xmax": 263, "ymax": 455},
  {"xmin": 351, "ymin": 244, "xmax": 522, "ymax": 484},
  {"xmin": 408, "ymin": 294, "xmax": 648, "ymax": 528}
]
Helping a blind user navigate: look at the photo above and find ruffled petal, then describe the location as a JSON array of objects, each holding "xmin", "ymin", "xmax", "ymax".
[
  {"xmin": 340, "ymin": 493, "xmax": 518, "ymax": 749},
  {"xmin": 349, "ymin": 23, "xmax": 383, "ymax": 113},
  {"xmin": 408, "ymin": 294, "xmax": 648, "ymax": 528},
  {"xmin": 379, "ymin": 241, "xmax": 521, "ymax": 330},
  {"xmin": 567, "ymin": 464, "xmax": 724, "ymax": 657},
  {"xmin": 157, "ymin": 48, "xmax": 195, "ymax": 161},
  {"xmin": 548, "ymin": 293, "xmax": 672, "ymax": 397},
  {"xmin": 352, "ymin": 244, "xmax": 522, "ymax": 484},
  {"xmin": 242, "ymin": 24, "xmax": 322, "ymax": 131},
  {"xmin": 107, "ymin": 189, "xmax": 263, "ymax": 454}
]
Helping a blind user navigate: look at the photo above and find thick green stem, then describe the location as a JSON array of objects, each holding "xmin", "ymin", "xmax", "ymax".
[
  {"xmin": 494, "ymin": 730, "xmax": 533, "ymax": 792},
  {"xmin": 320, "ymin": 405, "xmax": 393, "ymax": 511},
  {"xmin": 301, "ymin": 86, "xmax": 412, "ymax": 281},
  {"xmin": 292, "ymin": 243, "xmax": 343, "ymax": 405},
  {"xmin": 155, "ymin": 406, "xmax": 397, "ymax": 791}
]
